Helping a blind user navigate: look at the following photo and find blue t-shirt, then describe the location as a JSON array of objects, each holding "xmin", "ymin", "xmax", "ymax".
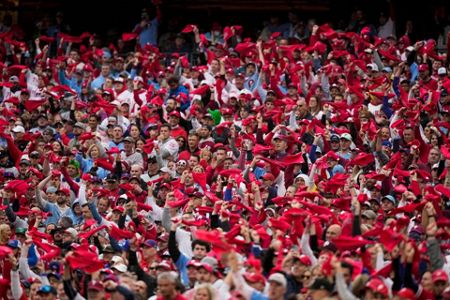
[{"xmin": 251, "ymin": 291, "xmax": 269, "ymax": 300}]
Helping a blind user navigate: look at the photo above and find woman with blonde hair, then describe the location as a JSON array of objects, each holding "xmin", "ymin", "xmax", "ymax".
[
  {"xmin": 0, "ymin": 224, "xmax": 12, "ymax": 245},
  {"xmin": 193, "ymin": 283, "xmax": 217, "ymax": 300},
  {"xmin": 75, "ymin": 143, "xmax": 109, "ymax": 179}
]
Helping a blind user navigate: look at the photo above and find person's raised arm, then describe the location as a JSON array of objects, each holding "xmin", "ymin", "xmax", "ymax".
[{"xmin": 36, "ymin": 175, "xmax": 53, "ymax": 210}]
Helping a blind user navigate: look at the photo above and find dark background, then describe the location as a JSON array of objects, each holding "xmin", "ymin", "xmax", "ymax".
[{"xmin": 2, "ymin": 0, "xmax": 450, "ymax": 43}]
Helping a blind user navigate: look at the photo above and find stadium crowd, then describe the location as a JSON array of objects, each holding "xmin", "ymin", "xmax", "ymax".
[{"xmin": 0, "ymin": 1, "xmax": 450, "ymax": 300}]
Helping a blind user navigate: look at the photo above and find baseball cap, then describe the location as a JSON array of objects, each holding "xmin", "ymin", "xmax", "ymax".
[
  {"xmin": 143, "ymin": 239, "xmax": 157, "ymax": 248},
  {"xmin": 367, "ymin": 63, "xmax": 379, "ymax": 72},
  {"xmin": 12, "ymin": 125, "xmax": 25, "ymax": 133},
  {"xmin": 366, "ymin": 278, "xmax": 388, "ymax": 296},
  {"xmin": 19, "ymin": 159, "xmax": 30, "ymax": 166},
  {"xmin": 361, "ymin": 210, "xmax": 377, "ymax": 220},
  {"xmin": 200, "ymin": 256, "xmax": 218, "ymax": 272},
  {"xmin": 381, "ymin": 195, "xmax": 396, "ymax": 205},
  {"xmin": 112, "ymin": 263, "xmax": 127, "ymax": 273},
  {"xmin": 340, "ymin": 133, "xmax": 352, "ymax": 141},
  {"xmin": 105, "ymin": 174, "xmax": 118, "ymax": 182},
  {"xmin": 74, "ymin": 122, "xmax": 85, "ymax": 129},
  {"xmin": 46, "ymin": 186, "xmax": 58, "ymax": 194},
  {"xmin": 37, "ymin": 285, "xmax": 57, "ymax": 295},
  {"xmin": 9, "ymin": 76, "xmax": 19, "ymax": 83},
  {"xmin": 160, "ymin": 167, "xmax": 171, "ymax": 173},
  {"xmin": 438, "ymin": 67, "xmax": 447, "ymax": 76},
  {"xmin": 293, "ymin": 254, "xmax": 312, "ymax": 266},
  {"xmin": 432, "ymin": 269, "xmax": 449, "ymax": 283},
  {"xmin": 7, "ymin": 240, "xmax": 20, "ymax": 249},
  {"xmin": 64, "ymin": 228, "xmax": 77, "ymax": 239},
  {"xmin": 16, "ymin": 227, "xmax": 27, "ymax": 235},
  {"xmin": 273, "ymin": 133, "xmax": 288, "ymax": 141},
  {"xmin": 261, "ymin": 173, "xmax": 275, "ymax": 181},
  {"xmin": 330, "ymin": 134, "xmax": 340, "ymax": 142},
  {"xmin": 268, "ymin": 273, "xmax": 287, "ymax": 288},
  {"xmin": 419, "ymin": 64, "xmax": 428, "ymax": 72},
  {"xmin": 244, "ymin": 272, "xmax": 266, "ymax": 284},
  {"xmin": 123, "ymin": 136, "xmax": 134, "ymax": 143},
  {"xmin": 309, "ymin": 278, "xmax": 333, "ymax": 292}
]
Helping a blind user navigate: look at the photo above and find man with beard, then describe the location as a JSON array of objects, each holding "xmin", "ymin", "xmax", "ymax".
[{"xmin": 36, "ymin": 175, "xmax": 70, "ymax": 225}]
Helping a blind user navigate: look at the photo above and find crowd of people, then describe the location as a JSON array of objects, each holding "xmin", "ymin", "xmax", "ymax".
[{"xmin": 0, "ymin": 2, "xmax": 450, "ymax": 300}]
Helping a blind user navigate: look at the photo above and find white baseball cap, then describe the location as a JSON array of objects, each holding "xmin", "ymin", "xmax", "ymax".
[
  {"xmin": 12, "ymin": 125, "xmax": 25, "ymax": 133},
  {"xmin": 438, "ymin": 67, "xmax": 447, "ymax": 76}
]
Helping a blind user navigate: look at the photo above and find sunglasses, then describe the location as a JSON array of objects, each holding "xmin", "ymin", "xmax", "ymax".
[{"xmin": 301, "ymin": 275, "xmax": 311, "ymax": 279}]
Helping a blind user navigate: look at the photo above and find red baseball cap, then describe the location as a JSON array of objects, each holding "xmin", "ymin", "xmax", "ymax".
[
  {"xmin": 293, "ymin": 254, "xmax": 312, "ymax": 266},
  {"xmin": 366, "ymin": 278, "xmax": 388, "ymax": 296},
  {"xmin": 261, "ymin": 173, "xmax": 275, "ymax": 181},
  {"xmin": 396, "ymin": 288, "xmax": 415, "ymax": 300},
  {"xmin": 432, "ymin": 269, "xmax": 449, "ymax": 283},
  {"xmin": 243, "ymin": 272, "xmax": 266, "ymax": 284}
]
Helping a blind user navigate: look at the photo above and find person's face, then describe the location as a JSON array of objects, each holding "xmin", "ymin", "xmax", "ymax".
[
  {"xmin": 130, "ymin": 126, "xmax": 140, "ymax": 138},
  {"xmin": 434, "ymin": 280, "xmax": 448, "ymax": 295},
  {"xmin": 113, "ymin": 127, "xmax": 123, "ymax": 139},
  {"xmin": 193, "ymin": 245, "xmax": 207, "ymax": 260},
  {"xmin": 381, "ymin": 199, "xmax": 394, "ymax": 212},
  {"xmin": 428, "ymin": 149, "xmax": 440, "ymax": 164},
  {"xmin": 148, "ymin": 160, "xmax": 159, "ymax": 173},
  {"xmin": 160, "ymin": 127, "xmax": 170, "ymax": 140},
  {"xmin": 421, "ymin": 272, "xmax": 433, "ymax": 291},
  {"xmin": 325, "ymin": 225, "xmax": 341, "ymax": 241},
  {"xmin": 380, "ymin": 128, "xmax": 390, "ymax": 140},
  {"xmin": 133, "ymin": 281, "xmax": 147, "ymax": 297},
  {"xmin": 90, "ymin": 146, "xmax": 100, "ymax": 158},
  {"xmin": 267, "ymin": 281, "xmax": 286, "ymax": 300},
  {"xmin": 403, "ymin": 129, "xmax": 414, "ymax": 142},
  {"xmin": 246, "ymin": 64, "xmax": 256, "ymax": 76},
  {"xmin": 87, "ymin": 290, "xmax": 104, "ymax": 300},
  {"xmin": 101, "ymin": 65, "xmax": 110, "ymax": 77},
  {"xmin": 210, "ymin": 60, "xmax": 220, "ymax": 72},
  {"xmin": 291, "ymin": 260, "xmax": 306, "ymax": 277},
  {"xmin": 215, "ymin": 150, "xmax": 226, "ymax": 161},
  {"xmin": 97, "ymin": 198, "xmax": 109, "ymax": 213},
  {"xmin": 56, "ymin": 193, "xmax": 67, "ymax": 205},
  {"xmin": 285, "ymin": 186, "xmax": 296, "ymax": 197},
  {"xmin": 223, "ymin": 159, "xmax": 233, "ymax": 169},
  {"xmin": 157, "ymin": 278, "xmax": 175, "ymax": 297},
  {"xmin": 234, "ymin": 76, "xmax": 244, "ymax": 88},
  {"xmin": 189, "ymin": 156, "xmax": 199, "ymax": 167},
  {"xmin": 194, "ymin": 287, "xmax": 210, "ymax": 300},
  {"xmin": 196, "ymin": 268, "xmax": 211, "ymax": 283},
  {"xmin": 67, "ymin": 165, "xmax": 77, "ymax": 177},
  {"xmin": 82, "ymin": 205, "xmax": 92, "ymax": 219},
  {"xmin": 19, "ymin": 163, "xmax": 29, "ymax": 174},
  {"xmin": 176, "ymin": 137, "xmax": 185, "ymax": 148},
  {"xmin": 188, "ymin": 135, "xmax": 199, "ymax": 148},
  {"xmin": 124, "ymin": 141, "xmax": 133, "ymax": 152},
  {"xmin": 340, "ymin": 138, "xmax": 351, "ymax": 150},
  {"xmin": 273, "ymin": 138, "xmax": 287, "ymax": 152},
  {"xmin": 131, "ymin": 166, "xmax": 142, "ymax": 177},
  {"xmin": 430, "ymin": 134, "xmax": 438, "ymax": 146},
  {"xmin": 184, "ymin": 173, "xmax": 194, "ymax": 186},
  {"xmin": 166, "ymin": 99, "xmax": 177, "ymax": 111}
]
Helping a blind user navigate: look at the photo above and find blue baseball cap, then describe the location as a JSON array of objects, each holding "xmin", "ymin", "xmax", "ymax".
[
  {"xmin": 143, "ymin": 239, "xmax": 157, "ymax": 248},
  {"xmin": 7, "ymin": 240, "xmax": 20, "ymax": 249},
  {"xmin": 382, "ymin": 195, "xmax": 396, "ymax": 205},
  {"xmin": 37, "ymin": 285, "xmax": 57, "ymax": 295}
]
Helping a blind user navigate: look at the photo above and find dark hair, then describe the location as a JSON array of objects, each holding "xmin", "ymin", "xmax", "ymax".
[
  {"xmin": 167, "ymin": 76, "xmax": 179, "ymax": 85},
  {"xmin": 160, "ymin": 123, "xmax": 172, "ymax": 131},
  {"xmin": 192, "ymin": 240, "xmax": 210, "ymax": 252},
  {"xmin": 340, "ymin": 261, "xmax": 354, "ymax": 275}
]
